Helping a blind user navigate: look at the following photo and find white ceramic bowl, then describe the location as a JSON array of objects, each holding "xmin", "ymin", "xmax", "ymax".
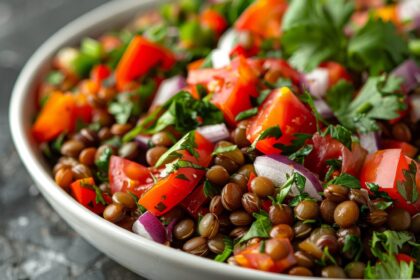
[{"xmin": 9, "ymin": 1, "xmax": 305, "ymax": 279}]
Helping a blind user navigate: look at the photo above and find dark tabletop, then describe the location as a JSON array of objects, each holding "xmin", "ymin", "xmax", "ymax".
[{"xmin": 0, "ymin": 0, "xmax": 145, "ymax": 279}]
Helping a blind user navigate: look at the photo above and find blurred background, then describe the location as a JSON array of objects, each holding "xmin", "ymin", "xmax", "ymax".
[{"xmin": 0, "ymin": 0, "xmax": 144, "ymax": 279}]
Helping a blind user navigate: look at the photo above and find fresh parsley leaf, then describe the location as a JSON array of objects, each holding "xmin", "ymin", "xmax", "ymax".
[
  {"xmin": 163, "ymin": 159, "xmax": 205, "ymax": 175},
  {"xmin": 95, "ymin": 146, "xmax": 113, "ymax": 174},
  {"xmin": 214, "ymin": 237, "xmax": 233, "ymax": 262},
  {"xmin": 51, "ymin": 133, "xmax": 66, "ymax": 153},
  {"xmin": 326, "ymin": 80, "xmax": 354, "ymax": 114},
  {"xmin": 327, "ymin": 173, "xmax": 361, "ymax": 189},
  {"xmin": 348, "ymin": 18, "xmax": 408, "ymax": 75},
  {"xmin": 289, "ymin": 192, "xmax": 313, "ymax": 207},
  {"xmin": 46, "ymin": 71, "xmax": 65, "ymax": 86},
  {"xmin": 255, "ymin": 89, "xmax": 272, "ymax": 106},
  {"xmin": 397, "ymin": 161, "xmax": 419, "ymax": 204},
  {"xmin": 275, "ymin": 172, "xmax": 306, "ymax": 205},
  {"xmin": 321, "ymin": 125, "xmax": 354, "ymax": 150},
  {"xmin": 249, "ymin": 125, "xmax": 282, "ymax": 151},
  {"xmin": 155, "ymin": 131, "xmax": 198, "ymax": 167},
  {"xmin": 211, "ymin": 144, "xmax": 238, "ymax": 156},
  {"xmin": 109, "ymin": 92, "xmax": 137, "ymax": 124},
  {"xmin": 366, "ymin": 182, "xmax": 393, "ymax": 201},
  {"xmin": 371, "ymin": 230, "xmax": 412, "ymax": 257},
  {"xmin": 329, "ymin": 75, "xmax": 406, "ymax": 133},
  {"xmin": 324, "ymin": 159, "xmax": 342, "ymax": 182},
  {"xmin": 288, "ymin": 144, "xmax": 313, "ymax": 165},
  {"xmin": 365, "ymin": 253, "xmax": 414, "ymax": 279},
  {"xmin": 235, "ymin": 108, "xmax": 258, "ymax": 122},
  {"xmin": 342, "ymin": 235, "xmax": 363, "ymax": 261},
  {"xmin": 281, "ymin": 0, "xmax": 353, "ymax": 71},
  {"xmin": 127, "ymin": 191, "xmax": 146, "ymax": 214},
  {"xmin": 203, "ymin": 180, "xmax": 219, "ymax": 198},
  {"xmin": 240, "ymin": 211, "xmax": 272, "ymax": 243},
  {"xmin": 275, "ymin": 133, "xmax": 312, "ymax": 155},
  {"xmin": 300, "ymin": 90, "xmax": 327, "ymax": 132},
  {"xmin": 80, "ymin": 181, "xmax": 106, "ymax": 205},
  {"xmin": 374, "ymin": 200, "xmax": 393, "ymax": 211}
]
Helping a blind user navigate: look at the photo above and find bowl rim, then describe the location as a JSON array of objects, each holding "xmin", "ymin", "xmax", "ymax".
[{"xmin": 9, "ymin": 1, "xmax": 302, "ymax": 279}]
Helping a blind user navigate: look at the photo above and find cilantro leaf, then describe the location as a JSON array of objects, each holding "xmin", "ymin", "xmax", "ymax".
[
  {"xmin": 371, "ymin": 230, "xmax": 412, "ymax": 257},
  {"xmin": 328, "ymin": 75, "xmax": 406, "ymax": 133},
  {"xmin": 211, "ymin": 144, "xmax": 238, "ymax": 156},
  {"xmin": 240, "ymin": 211, "xmax": 272, "ymax": 243},
  {"xmin": 235, "ymin": 108, "xmax": 258, "ymax": 122},
  {"xmin": 365, "ymin": 253, "xmax": 414, "ymax": 279},
  {"xmin": 249, "ymin": 126, "xmax": 282, "ymax": 151},
  {"xmin": 321, "ymin": 124, "xmax": 354, "ymax": 150},
  {"xmin": 288, "ymin": 144, "xmax": 313, "ymax": 165},
  {"xmin": 95, "ymin": 145, "xmax": 113, "ymax": 174},
  {"xmin": 327, "ymin": 173, "xmax": 361, "ymax": 189},
  {"xmin": 155, "ymin": 131, "xmax": 198, "ymax": 167},
  {"xmin": 348, "ymin": 18, "xmax": 408, "ymax": 75},
  {"xmin": 281, "ymin": 0, "xmax": 353, "ymax": 71},
  {"xmin": 324, "ymin": 159, "xmax": 342, "ymax": 182},
  {"xmin": 80, "ymin": 182, "xmax": 106, "ymax": 206},
  {"xmin": 300, "ymin": 90, "xmax": 327, "ymax": 132},
  {"xmin": 366, "ymin": 182, "xmax": 393, "ymax": 201},
  {"xmin": 397, "ymin": 161, "xmax": 419, "ymax": 204},
  {"xmin": 214, "ymin": 237, "xmax": 233, "ymax": 262},
  {"xmin": 275, "ymin": 172, "xmax": 307, "ymax": 205}
]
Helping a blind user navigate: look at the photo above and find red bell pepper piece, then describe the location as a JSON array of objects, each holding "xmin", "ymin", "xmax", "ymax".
[
  {"xmin": 200, "ymin": 9, "xmax": 228, "ymax": 36},
  {"xmin": 234, "ymin": 238, "xmax": 296, "ymax": 272},
  {"xmin": 139, "ymin": 132, "xmax": 214, "ymax": 216},
  {"xmin": 32, "ymin": 92, "xmax": 76, "ymax": 142},
  {"xmin": 70, "ymin": 177, "xmax": 110, "ymax": 214},
  {"xmin": 246, "ymin": 87, "xmax": 317, "ymax": 154},
  {"xmin": 90, "ymin": 64, "xmax": 111, "ymax": 91},
  {"xmin": 235, "ymin": 0, "xmax": 288, "ymax": 38},
  {"xmin": 360, "ymin": 149, "xmax": 420, "ymax": 214},
  {"xmin": 109, "ymin": 155, "xmax": 153, "ymax": 197},
  {"xmin": 115, "ymin": 35, "xmax": 175, "ymax": 90}
]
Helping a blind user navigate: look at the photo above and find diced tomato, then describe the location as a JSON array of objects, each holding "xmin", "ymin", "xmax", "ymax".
[
  {"xmin": 139, "ymin": 132, "xmax": 214, "ymax": 216},
  {"xmin": 73, "ymin": 92, "xmax": 93, "ymax": 124},
  {"xmin": 381, "ymin": 140, "xmax": 418, "ymax": 158},
  {"xmin": 200, "ymin": 9, "xmax": 228, "ymax": 36},
  {"xmin": 246, "ymin": 87, "xmax": 317, "ymax": 154},
  {"xmin": 235, "ymin": 0, "xmax": 288, "ymax": 38},
  {"xmin": 70, "ymin": 177, "xmax": 110, "ymax": 214},
  {"xmin": 319, "ymin": 62, "xmax": 352, "ymax": 86},
  {"xmin": 32, "ymin": 92, "xmax": 76, "ymax": 142},
  {"xmin": 90, "ymin": 64, "xmax": 111, "ymax": 91},
  {"xmin": 99, "ymin": 35, "xmax": 122, "ymax": 53},
  {"xmin": 115, "ymin": 35, "xmax": 175, "ymax": 90},
  {"xmin": 229, "ymin": 44, "xmax": 260, "ymax": 59},
  {"xmin": 234, "ymin": 238, "xmax": 296, "ymax": 272},
  {"xmin": 109, "ymin": 156, "xmax": 153, "ymax": 197},
  {"xmin": 180, "ymin": 183, "xmax": 209, "ymax": 217},
  {"xmin": 261, "ymin": 59, "xmax": 301, "ymax": 85},
  {"xmin": 247, "ymin": 171, "xmax": 257, "ymax": 192},
  {"xmin": 187, "ymin": 59, "xmax": 205, "ymax": 71},
  {"xmin": 360, "ymin": 149, "xmax": 420, "ymax": 214},
  {"xmin": 261, "ymin": 199, "xmax": 272, "ymax": 213},
  {"xmin": 210, "ymin": 57, "xmax": 259, "ymax": 125}
]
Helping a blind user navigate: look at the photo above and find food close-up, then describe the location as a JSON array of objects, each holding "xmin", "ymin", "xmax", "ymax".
[{"xmin": 25, "ymin": 0, "xmax": 420, "ymax": 278}]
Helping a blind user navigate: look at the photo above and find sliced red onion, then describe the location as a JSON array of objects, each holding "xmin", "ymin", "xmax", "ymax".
[
  {"xmin": 211, "ymin": 48, "xmax": 231, "ymax": 69},
  {"xmin": 151, "ymin": 75, "xmax": 186, "ymax": 107},
  {"xmin": 132, "ymin": 212, "xmax": 167, "ymax": 244},
  {"xmin": 197, "ymin": 123, "xmax": 229, "ymax": 143},
  {"xmin": 391, "ymin": 59, "xmax": 420, "ymax": 91},
  {"xmin": 358, "ymin": 132, "xmax": 380, "ymax": 154},
  {"xmin": 218, "ymin": 28, "xmax": 238, "ymax": 53},
  {"xmin": 254, "ymin": 155, "xmax": 322, "ymax": 200},
  {"xmin": 166, "ymin": 218, "xmax": 178, "ymax": 242},
  {"xmin": 397, "ymin": 0, "xmax": 420, "ymax": 24},
  {"xmin": 409, "ymin": 94, "xmax": 420, "ymax": 122},
  {"xmin": 303, "ymin": 68, "xmax": 330, "ymax": 98},
  {"xmin": 134, "ymin": 135, "xmax": 150, "ymax": 150},
  {"xmin": 314, "ymin": 99, "xmax": 334, "ymax": 119}
]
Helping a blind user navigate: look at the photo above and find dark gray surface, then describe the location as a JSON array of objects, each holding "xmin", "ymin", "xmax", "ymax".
[{"xmin": 0, "ymin": 0, "xmax": 145, "ymax": 279}]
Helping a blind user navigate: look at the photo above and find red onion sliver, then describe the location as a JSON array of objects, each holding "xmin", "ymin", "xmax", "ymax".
[
  {"xmin": 391, "ymin": 59, "xmax": 420, "ymax": 92},
  {"xmin": 303, "ymin": 68, "xmax": 330, "ymax": 98},
  {"xmin": 254, "ymin": 155, "xmax": 322, "ymax": 200},
  {"xmin": 166, "ymin": 218, "xmax": 178, "ymax": 242},
  {"xmin": 314, "ymin": 99, "xmax": 334, "ymax": 119},
  {"xmin": 133, "ymin": 212, "xmax": 167, "ymax": 244},
  {"xmin": 134, "ymin": 135, "xmax": 150, "ymax": 150},
  {"xmin": 197, "ymin": 123, "xmax": 230, "ymax": 143},
  {"xmin": 218, "ymin": 28, "xmax": 238, "ymax": 53},
  {"xmin": 211, "ymin": 48, "xmax": 231, "ymax": 69},
  {"xmin": 409, "ymin": 94, "xmax": 420, "ymax": 123},
  {"xmin": 359, "ymin": 132, "xmax": 379, "ymax": 154},
  {"xmin": 151, "ymin": 75, "xmax": 186, "ymax": 107}
]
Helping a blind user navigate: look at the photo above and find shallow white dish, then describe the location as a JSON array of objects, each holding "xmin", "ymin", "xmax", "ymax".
[{"xmin": 9, "ymin": 1, "xmax": 305, "ymax": 279}]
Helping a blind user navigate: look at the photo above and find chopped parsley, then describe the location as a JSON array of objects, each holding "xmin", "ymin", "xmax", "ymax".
[
  {"xmin": 397, "ymin": 161, "xmax": 419, "ymax": 204},
  {"xmin": 239, "ymin": 211, "xmax": 272, "ymax": 243},
  {"xmin": 214, "ymin": 237, "xmax": 233, "ymax": 262},
  {"xmin": 211, "ymin": 144, "xmax": 238, "ymax": 156},
  {"xmin": 342, "ymin": 235, "xmax": 363, "ymax": 261},
  {"xmin": 366, "ymin": 182, "xmax": 393, "ymax": 201},
  {"xmin": 321, "ymin": 124, "xmax": 354, "ymax": 150},
  {"xmin": 275, "ymin": 172, "xmax": 307, "ymax": 205},
  {"xmin": 288, "ymin": 144, "xmax": 313, "ymax": 165},
  {"xmin": 155, "ymin": 131, "xmax": 198, "ymax": 167},
  {"xmin": 235, "ymin": 107, "xmax": 258, "ymax": 122},
  {"xmin": 249, "ymin": 125, "xmax": 282, "ymax": 151},
  {"xmin": 327, "ymin": 173, "xmax": 361, "ymax": 189}
]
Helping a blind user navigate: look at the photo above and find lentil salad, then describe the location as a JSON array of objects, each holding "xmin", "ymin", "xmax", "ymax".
[{"xmin": 32, "ymin": 0, "xmax": 420, "ymax": 278}]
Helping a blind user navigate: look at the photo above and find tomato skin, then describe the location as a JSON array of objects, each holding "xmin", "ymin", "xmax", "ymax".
[
  {"xmin": 235, "ymin": 0, "xmax": 288, "ymax": 38},
  {"xmin": 304, "ymin": 133, "xmax": 367, "ymax": 179},
  {"xmin": 246, "ymin": 87, "xmax": 317, "ymax": 154},
  {"xmin": 200, "ymin": 9, "xmax": 228, "ymax": 36},
  {"xmin": 109, "ymin": 156, "xmax": 153, "ymax": 197},
  {"xmin": 234, "ymin": 238, "xmax": 296, "ymax": 272},
  {"xmin": 70, "ymin": 177, "xmax": 111, "ymax": 214},
  {"xmin": 139, "ymin": 132, "xmax": 214, "ymax": 216},
  {"xmin": 32, "ymin": 92, "xmax": 76, "ymax": 142},
  {"xmin": 381, "ymin": 140, "xmax": 418, "ymax": 158},
  {"xmin": 319, "ymin": 62, "xmax": 351, "ymax": 86},
  {"xmin": 359, "ymin": 149, "xmax": 420, "ymax": 214},
  {"xmin": 180, "ymin": 183, "xmax": 209, "ymax": 217},
  {"xmin": 115, "ymin": 36, "xmax": 175, "ymax": 90}
]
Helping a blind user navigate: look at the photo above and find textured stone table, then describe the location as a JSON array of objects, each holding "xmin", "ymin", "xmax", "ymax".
[{"xmin": 0, "ymin": 0, "xmax": 145, "ymax": 279}]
